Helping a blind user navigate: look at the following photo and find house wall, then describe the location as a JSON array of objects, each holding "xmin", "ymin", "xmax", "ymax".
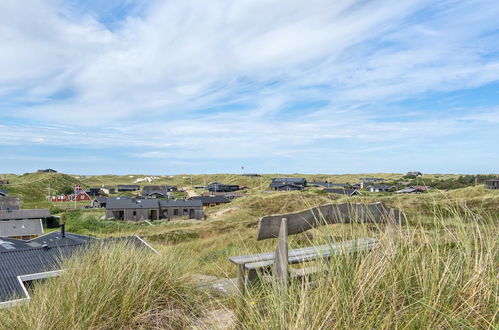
[
  {"xmin": 0, "ymin": 197, "xmax": 20, "ymax": 211},
  {"xmin": 105, "ymin": 208, "xmax": 159, "ymax": 221},
  {"xmin": 106, "ymin": 206, "xmax": 203, "ymax": 221},
  {"xmin": 486, "ymin": 181, "xmax": 499, "ymax": 189},
  {"xmin": 160, "ymin": 206, "xmax": 203, "ymax": 220}
]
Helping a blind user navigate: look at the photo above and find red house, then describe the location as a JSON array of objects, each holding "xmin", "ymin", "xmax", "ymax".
[{"xmin": 50, "ymin": 191, "xmax": 91, "ymax": 202}]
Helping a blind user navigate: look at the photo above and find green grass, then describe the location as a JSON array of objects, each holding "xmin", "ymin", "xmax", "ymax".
[
  {"xmin": 0, "ymin": 243, "xmax": 203, "ymax": 329},
  {"xmin": 0, "ymin": 174, "xmax": 498, "ymax": 328}
]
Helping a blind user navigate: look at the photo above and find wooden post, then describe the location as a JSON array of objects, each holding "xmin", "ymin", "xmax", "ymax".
[
  {"xmin": 274, "ymin": 217, "xmax": 289, "ymax": 288},
  {"xmin": 237, "ymin": 263, "xmax": 246, "ymax": 296}
]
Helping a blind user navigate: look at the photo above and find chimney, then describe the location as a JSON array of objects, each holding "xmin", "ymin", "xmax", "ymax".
[{"xmin": 60, "ymin": 224, "xmax": 65, "ymax": 238}]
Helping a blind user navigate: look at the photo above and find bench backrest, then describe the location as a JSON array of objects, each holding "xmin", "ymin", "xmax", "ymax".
[{"xmin": 257, "ymin": 202, "xmax": 404, "ymax": 240}]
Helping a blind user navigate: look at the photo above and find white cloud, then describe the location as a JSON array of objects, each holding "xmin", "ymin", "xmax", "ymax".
[{"xmin": 1, "ymin": 0, "xmax": 499, "ymax": 168}]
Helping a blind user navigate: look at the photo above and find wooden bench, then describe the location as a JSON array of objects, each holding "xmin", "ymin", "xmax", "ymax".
[{"xmin": 229, "ymin": 202, "xmax": 403, "ymax": 294}]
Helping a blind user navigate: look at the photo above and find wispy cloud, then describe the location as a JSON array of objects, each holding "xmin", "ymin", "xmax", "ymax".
[{"xmin": 1, "ymin": 0, "xmax": 499, "ymax": 173}]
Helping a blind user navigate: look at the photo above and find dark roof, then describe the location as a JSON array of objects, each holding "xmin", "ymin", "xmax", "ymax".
[
  {"xmin": 142, "ymin": 185, "xmax": 176, "ymax": 191},
  {"xmin": 309, "ymin": 182, "xmax": 348, "ymax": 188},
  {"xmin": 0, "ymin": 219, "xmax": 44, "ymax": 237},
  {"xmin": 359, "ymin": 178, "xmax": 384, "ymax": 182},
  {"xmin": 270, "ymin": 184, "xmax": 304, "ymax": 190},
  {"xmin": 367, "ymin": 185, "xmax": 394, "ymax": 189},
  {"xmin": 159, "ymin": 199, "xmax": 203, "ymax": 207},
  {"xmin": 324, "ymin": 188, "xmax": 361, "ymax": 196},
  {"xmin": 141, "ymin": 190, "xmax": 169, "ymax": 197},
  {"xmin": 0, "ymin": 209, "xmax": 52, "ymax": 221},
  {"xmin": 116, "ymin": 185, "xmax": 140, "ymax": 189},
  {"xmin": 37, "ymin": 169, "xmax": 57, "ymax": 173},
  {"xmin": 191, "ymin": 196, "xmax": 230, "ymax": 204},
  {"xmin": 93, "ymin": 197, "xmax": 108, "ymax": 203},
  {"xmin": 207, "ymin": 182, "xmax": 239, "ymax": 188},
  {"xmin": 0, "ymin": 233, "xmax": 155, "ymax": 305},
  {"xmin": 106, "ymin": 198, "xmax": 159, "ymax": 209},
  {"xmin": 485, "ymin": 179, "xmax": 499, "ymax": 182},
  {"xmin": 271, "ymin": 178, "xmax": 306, "ymax": 184}
]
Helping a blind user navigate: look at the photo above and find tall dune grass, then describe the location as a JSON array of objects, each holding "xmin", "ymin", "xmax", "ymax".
[
  {"xmin": 236, "ymin": 205, "xmax": 498, "ymax": 329},
  {"xmin": 0, "ymin": 201, "xmax": 497, "ymax": 329},
  {"xmin": 0, "ymin": 243, "xmax": 202, "ymax": 330}
]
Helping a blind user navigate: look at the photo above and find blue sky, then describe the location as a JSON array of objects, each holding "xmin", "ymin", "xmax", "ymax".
[{"xmin": 1, "ymin": 0, "xmax": 499, "ymax": 175}]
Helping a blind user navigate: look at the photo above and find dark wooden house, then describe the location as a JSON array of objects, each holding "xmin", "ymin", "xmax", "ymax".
[
  {"xmin": 207, "ymin": 182, "xmax": 241, "ymax": 192},
  {"xmin": 37, "ymin": 169, "xmax": 57, "ymax": 173},
  {"xmin": 191, "ymin": 195, "xmax": 230, "ymax": 207},
  {"xmin": 105, "ymin": 198, "xmax": 203, "ymax": 221},
  {"xmin": 117, "ymin": 185, "xmax": 140, "ymax": 192},
  {"xmin": 269, "ymin": 178, "xmax": 307, "ymax": 191},
  {"xmin": 485, "ymin": 179, "xmax": 499, "ymax": 189}
]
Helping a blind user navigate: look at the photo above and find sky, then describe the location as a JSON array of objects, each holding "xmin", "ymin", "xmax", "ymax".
[{"xmin": 1, "ymin": 0, "xmax": 499, "ymax": 175}]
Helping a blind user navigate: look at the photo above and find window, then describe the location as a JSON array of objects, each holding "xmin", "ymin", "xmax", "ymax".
[
  {"xmin": 173, "ymin": 209, "xmax": 179, "ymax": 216},
  {"xmin": 183, "ymin": 209, "xmax": 188, "ymax": 215},
  {"xmin": 133, "ymin": 211, "xmax": 137, "ymax": 216}
]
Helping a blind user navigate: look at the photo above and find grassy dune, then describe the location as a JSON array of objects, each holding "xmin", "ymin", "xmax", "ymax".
[
  {"xmin": 0, "ymin": 243, "xmax": 203, "ymax": 330},
  {"xmin": 0, "ymin": 200, "xmax": 497, "ymax": 329},
  {"xmin": 1, "ymin": 174, "xmax": 498, "ymax": 328}
]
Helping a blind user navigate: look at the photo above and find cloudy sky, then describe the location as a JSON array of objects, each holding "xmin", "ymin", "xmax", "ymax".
[{"xmin": 1, "ymin": 0, "xmax": 499, "ymax": 174}]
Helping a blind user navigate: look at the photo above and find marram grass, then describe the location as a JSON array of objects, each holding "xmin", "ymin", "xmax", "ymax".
[
  {"xmin": 235, "ymin": 205, "xmax": 498, "ymax": 329},
  {"xmin": 0, "ymin": 243, "xmax": 202, "ymax": 330},
  {"xmin": 0, "ymin": 201, "xmax": 497, "ymax": 329}
]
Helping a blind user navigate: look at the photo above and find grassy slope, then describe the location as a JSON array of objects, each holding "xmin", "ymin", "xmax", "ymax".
[
  {"xmin": 0, "ymin": 171, "xmax": 472, "ymax": 206},
  {"xmin": 1, "ymin": 173, "xmax": 498, "ymax": 328},
  {"xmin": 1, "ymin": 189, "xmax": 497, "ymax": 328},
  {"xmin": 3, "ymin": 172, "xmax": 83, "ymax": 208}
]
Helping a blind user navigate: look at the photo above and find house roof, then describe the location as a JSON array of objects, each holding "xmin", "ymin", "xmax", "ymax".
[
  {"xmin": 207, "ymin": 182, "xmax": 239, "ymax": 187},
  {"xmin": 0, "ymin": 219, "xmax": 43, "ymax": 238},
  {"xmin": 159, "ymin": 199, "xmax": 203, "ymax": 207},
  {"xmin": 396, "ymin": 187, "xmax": 423, "ymax": 193},
  {"xmin": 0, "ymin": 209, "xmax": 51, "ymax": 221},
  {"xmin": 324, "ymin": 188, "xmax": 361, "ymax": 196},
  {"xmin": 116, "ymin": 185, "xmax": 140, "ymax": 189},
  {"xmin": 309, "ymin": 182, "xmax": 348, "ymax": 188},
  {"xmin": 191, "ymin": 196, "xmax": 230, "ymax": 204},
  {"xmin": 141, "ymin": 190, "xmax": 169, "ymax": 197},
  {"xmin": 367, "ymin": 185, "xmax": 394, "ymax": 189},
  {"xmin": 106, "ymin": 198, "xmax": 159, "ymax": 209},
  {"xmin": 271, "ymin": 178, "xmax": 306, "ymax": 184},
  {"xmin": 0, "ymin": 233, "xmax": 155, "ymax": 305},
  {"xmin": 0, "ymin": 191, "xmax": 7, "ymax": 197},
  {"xmin": 142, "ymin": 185, "xmax": 176, "ymax": 191},
  {"xmin": 269, "ymin": 183, "xmax": 304, "ymax": 189},
  {"xmin": 92, "ymin": 197, "xmax": 108, "ymax": 203},
  {"xmin": 200, "ymin": 192, "xmax": 245, "ymax": 197}
]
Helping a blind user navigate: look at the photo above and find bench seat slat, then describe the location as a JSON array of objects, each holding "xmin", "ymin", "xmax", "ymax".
[
  {"xmin": 243, "ymin": 239, "xmax": 378, "ymax": 270},
  {"xmin": 229, "ymin": 238, "xmax": 377, "ymax": 265}
]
